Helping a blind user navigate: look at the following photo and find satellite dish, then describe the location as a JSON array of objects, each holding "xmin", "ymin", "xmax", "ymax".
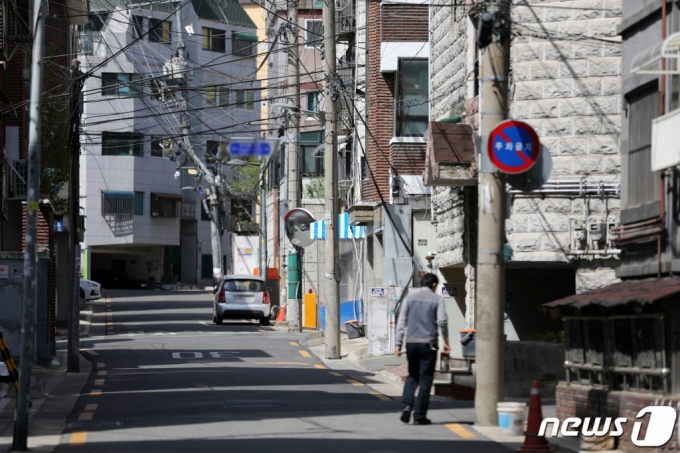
[
  {"xmin": 507, "ymin": 145, "xmax": 553, "ymax": 192},
  {"xmin": 284, "ymin": 208, "xmax": 316, "ymax": 248}
]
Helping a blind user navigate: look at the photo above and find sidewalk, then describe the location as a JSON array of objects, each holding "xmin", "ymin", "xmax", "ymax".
[
  {"xmin": 0, "ymin": 298, "xmax": 99, "ymax": 452},
  {"xmin": 302, "ymin": 331, "xmax": 582, "ymax": 453}
]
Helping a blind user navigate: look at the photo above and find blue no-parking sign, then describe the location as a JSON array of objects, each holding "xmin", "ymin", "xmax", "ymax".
[{"xmin": 488, "ymin": 120, "xmax": 541, "ymax": 174}]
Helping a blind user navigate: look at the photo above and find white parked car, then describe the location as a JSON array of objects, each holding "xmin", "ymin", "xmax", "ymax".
[
  {"xmin": 213, "ymin": 275, "xmax": 271, "ymax": 326},
  {"xmin": 80, "ymin": 279, "xmax": 102, "ymax": 301}
]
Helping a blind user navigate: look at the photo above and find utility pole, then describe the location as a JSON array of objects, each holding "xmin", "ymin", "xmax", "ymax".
[
  {"xmin": 323, "ymin": 0, "xmax": 340, "ymax": 359},
  {"xmin": 260, "ymin": 159, "xmax": 267, "ymax": 279},
  {"xmin": 14, "ymin": 0, "xmax": 46, "ymax": 447},
  {"xmin": 285, "ymin": 0, "xmax": 302, "ymax": 332},
  {"xmin": 473, "ymin": 0, "xmax": 510, "ymax": 427},
  {"xmin": 67, "ymin": 59, "xmax": 83, "ymax": 374},
  {"xmin": 172, "ymin": 2, "xmax": 223, "ymax": 281}
]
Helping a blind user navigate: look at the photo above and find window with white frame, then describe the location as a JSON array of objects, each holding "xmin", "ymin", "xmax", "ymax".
[
  {"xmin": 395, "ymin": 58, "xmax": 429, "ymax": 137},
  {"xmin": 305, "ymin": 20, "xmax": 323, "ymax": 48}
]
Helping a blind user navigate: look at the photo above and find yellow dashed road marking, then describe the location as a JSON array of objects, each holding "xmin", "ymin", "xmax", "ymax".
[
  {"xmin": 97, "ymin": 363, "xmax": 105, "ymax": 368},
  {"xmin": 369, "ymin": 392, "xmax": 392, "ymax": 401},
  {"xmin": 84, "ymin": 404, "xmax": 98, "ymax": 411},
  {"xmin": 98, "ymin": 371, "xmax": 107, "ymax": 376},
  {"xmin": 446, "ymin": 423, "xmax": 477, "ymax": 439},
  {"xmin": 90, "ymin": 390, "xmax": 102, "ymax": 396},
  {"xmin": 78, "ymin": 412, "xmax": 93, "ymax": 421},
  {"xmin": 346, "ymin": 379, "xmax": 364, "ymax": 386},
  {"xmin": 70, "ymin": 431, "xmax": 87, "ymax": 445},
  {"xmin": 329, "ymin": 371, "xmax": 343, "ymax": 377},
  {"xmin": 289, "ymin": 342, "xmax": 299, "ymax": 346},
  {"xmin": 80, "ymin": 348, "xmax": 98, "ymax": 356},
  {"xmin": 258, "ymin": 328, "xmax": 265, "ymax": 332},
  {"xmin": 314, "ymin": 364, "xmax": 325, "ymax": 369},
  {"xmin": 94, "ymin": 379, "xmax": 105, "ymax": 386},
  {"xmin": 298, "ymin": 350, "xmax": 311, "ymax": 358}
]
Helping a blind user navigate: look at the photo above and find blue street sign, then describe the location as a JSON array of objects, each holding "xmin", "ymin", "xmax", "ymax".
[
  {"xmin": 197, "ymin": 186, "xmax": 206, "ymax": 200},
  {"xmin": 488, "ymin": 120, "xmax": 541, "ymax": 174},
  {"xmin": 228, "ymin": 140, "xmax": 273, "ymax": 157},
  {"xmin": 54, "ymin": 219, "xmax": 65, "ymax": 232}
]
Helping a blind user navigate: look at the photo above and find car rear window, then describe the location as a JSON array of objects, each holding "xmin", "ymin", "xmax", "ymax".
[{"xmin": 222, "ymin": 279, "xmax": 265, "ymax": 292}]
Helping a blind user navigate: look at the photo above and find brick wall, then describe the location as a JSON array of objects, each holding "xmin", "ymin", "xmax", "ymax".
[
  {"xmin": 390, "ymin": 142, "xmax": 426, "ymax": 175},
  {"xmin": 363, "ymin": 0, "xmax": 429, "ymax": 202},
  {"xmin": 556, "ymin": 383, "xmax": 680, "ymax": 452}
]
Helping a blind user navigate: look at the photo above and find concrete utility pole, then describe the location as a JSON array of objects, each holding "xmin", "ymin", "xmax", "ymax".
[
  {"xmin": 260, "ymin": 159, "xmax": 267, "ymax": 279},
  {"xmin": 285, "ymin": 0, "xmax": 302, "ymax": 332},
  {"xmin": 67, "ymin": 60, "xmax": 83, "ymax": 374},
  {"xmin": 474, "ymin": 0, "xmax": 510, "ymax": 427},
  {"xmin": 14, "ymin": 0, "xmax": 46, "ymax": 447},
  {"xmin": 323, "ymin": 0, "xmax": 340, "ymax": 359},
  {"xmin": 172, "ymin": 2, "xmax": 223, "ymax": 281}
]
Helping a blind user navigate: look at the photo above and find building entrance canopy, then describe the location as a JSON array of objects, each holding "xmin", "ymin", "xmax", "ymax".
[{"xmin": 631, "ymin": 31, "xmax": 680, "ymax": 74}]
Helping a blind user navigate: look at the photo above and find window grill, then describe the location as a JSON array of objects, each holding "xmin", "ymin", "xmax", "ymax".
[
  {"xmin": 151, "ymin": 193, "xmax": 181, "ymax": 217},
  {"xmin": 8, "ymin": 160, "xmax": 27, "ymax": 200},
  {"xmin": 101, "ymin": 191, "xmax": 135, "ymax": 215},
  {"xmin": 231, "ymin": 31, "xmax": 257, "ymax": 56},
  {"xmin": 563, "ymin": 314, "xmax": 669, "ymax": 393}
]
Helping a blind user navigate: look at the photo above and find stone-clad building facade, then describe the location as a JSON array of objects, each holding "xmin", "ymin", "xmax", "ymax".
[{"xmin": 429, "ymin": 0, "xmax": 623, "ymax": 340}]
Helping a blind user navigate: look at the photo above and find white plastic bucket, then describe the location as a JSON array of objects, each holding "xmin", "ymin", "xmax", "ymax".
[{"xmin": 497, "ymin": 402, "xmax": 526, "ymax": 436}]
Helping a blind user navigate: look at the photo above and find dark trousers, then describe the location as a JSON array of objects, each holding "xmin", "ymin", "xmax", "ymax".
[{"xmin": 402, "ymin": 343, "xmax": 437, "ymax": 421}]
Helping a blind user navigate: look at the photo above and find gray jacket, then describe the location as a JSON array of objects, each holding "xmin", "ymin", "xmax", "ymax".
[{"xmin": 395, "ymin": 287, "xmax": 448, "ymax": 348}]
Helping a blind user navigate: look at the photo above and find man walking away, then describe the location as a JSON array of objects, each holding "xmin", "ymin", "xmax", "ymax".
[{"xmin": 395, "ymin": 273, "xmax": 449, "ymax": 425}]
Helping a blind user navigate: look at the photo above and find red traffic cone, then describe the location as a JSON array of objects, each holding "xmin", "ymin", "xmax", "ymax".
[
  {"xmin": 517, "ymin": 380, "xmax": 555, "ymax": 452},
  {"xmin": 275, "ymin": 306, "xmax": 286, "ymax": 322}
]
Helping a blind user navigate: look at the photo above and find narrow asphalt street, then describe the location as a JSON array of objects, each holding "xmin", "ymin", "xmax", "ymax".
[{"xmin": 54, "ymin": 290, "xmax": 512, "ymax": 452}]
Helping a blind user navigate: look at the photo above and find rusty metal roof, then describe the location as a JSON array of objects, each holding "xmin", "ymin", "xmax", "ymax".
[{"xmin": 543, "ymin": 277, "xmax": 680, "ymax": 308}]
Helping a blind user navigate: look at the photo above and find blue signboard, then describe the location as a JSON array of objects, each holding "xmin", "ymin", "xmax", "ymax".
[
  {"xmin": 488, "ymin": 120, "xmax": 541, "ymax": 174},
  {"xmin": 197, "ymin": 186, "xmax": 206, "ymax": 200},
  {"xmin": 228, "ymin": 140, "xmax": 273, "ymax": 157},
  {"xmin": 54, "ymin": 218, "xmax": 65, "ymax": 233}
]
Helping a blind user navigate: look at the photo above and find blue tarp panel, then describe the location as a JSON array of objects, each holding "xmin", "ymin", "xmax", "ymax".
[{"xmin": 319, "ymin": 299, "xmax": 363, "ymax": 330}]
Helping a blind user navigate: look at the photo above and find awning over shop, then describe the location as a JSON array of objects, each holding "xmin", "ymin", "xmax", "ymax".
[
  {"xmin": 631, "ymin": 31, "xmax": 680, "ymax": 75},
  {"xmin": 233, "ymin": 32, "xmax": 258, "ymax": 42},
  {"xmin": 151, "ymin": 193, "xmax": 182, "ymax": 201},
  {"xmin": 101, "ymin": 190, "xmax": 134, "ymax": 199},
  {"xmin": 543, "ymin": 277, "xmax": 680, "ymax": 308}
]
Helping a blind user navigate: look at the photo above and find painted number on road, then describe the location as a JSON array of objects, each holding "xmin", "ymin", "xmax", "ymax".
[{"xmin": 172, "ymin": 352, "xmax": 203, "ymax": 359}]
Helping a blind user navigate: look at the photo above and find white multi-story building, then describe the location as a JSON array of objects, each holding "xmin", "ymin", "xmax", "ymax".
[{"xmin": 78, "ymin": 0, "xmax": 260, "ymax": 285}]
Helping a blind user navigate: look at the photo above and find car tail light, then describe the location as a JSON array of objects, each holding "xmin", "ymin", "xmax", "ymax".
[
  {"xmin": 218, "ymin": 290, "xmax": 226, "ymax": 303},
  {"xmin": 262, "ymin": 291, "xmax": 270, "ymax": 305}
]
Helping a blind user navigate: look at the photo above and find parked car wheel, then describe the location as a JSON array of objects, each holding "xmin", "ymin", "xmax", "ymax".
[
  {"xmin": 259, "ymin": 317, "xmax": 270, "ymax": 326},
  {"xmin": 215, "ymin": 313, "xmax": 223, "ymax": 325}
]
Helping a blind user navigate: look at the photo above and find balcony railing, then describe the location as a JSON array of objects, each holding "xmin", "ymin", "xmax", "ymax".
[
  {"xmin": 231, "ymin": 217, "xmax": 259, "ymax": 233},
  {"xmin": 336, "ymin": 0, "xmax": 356, "ymax": 40}
]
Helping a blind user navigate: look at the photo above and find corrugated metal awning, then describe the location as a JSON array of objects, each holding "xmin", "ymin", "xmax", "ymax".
[
  {"xmin": 101, "ymin": 190, "xmax": 134, "ymax": 199},
  {"xmin": 543, "ymin": 277, "xmax": 680, "ymax": 308},
  {"xmin": 631, "ymin": 31, "xmax": 680, "ymax": 75}
]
